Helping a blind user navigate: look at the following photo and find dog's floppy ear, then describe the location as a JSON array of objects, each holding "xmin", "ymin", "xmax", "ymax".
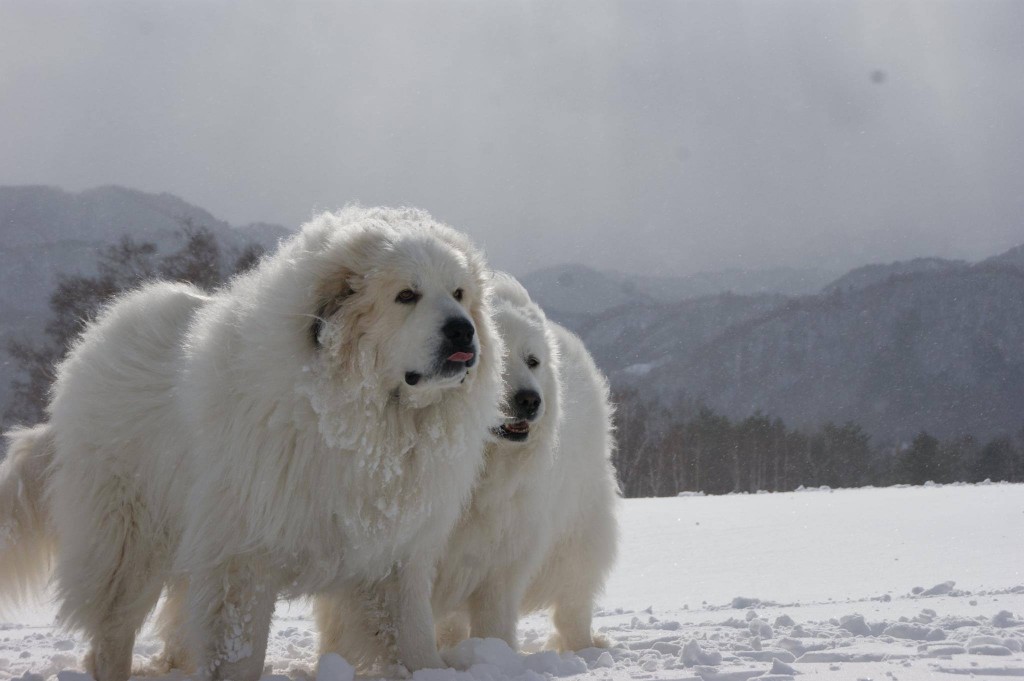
[
  {"xmin": 311, "ymin": 270, "xmax": 356, "ymax": 347},
  {"xmin": 309, "ymin": 221, "xmax": 391, "ymax": 348}
]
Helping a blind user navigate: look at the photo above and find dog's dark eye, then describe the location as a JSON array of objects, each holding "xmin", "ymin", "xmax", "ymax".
[
  {"xmin": 453, "ymin": 288, "xmax": 464, "ymax": 302},
  {"xmin": 396, "ymin": 289, "xmax": 421, "ymax": 304},
  {"xmin": 526, "ymin": 355, "xmax": 540, "ymax": 369}
]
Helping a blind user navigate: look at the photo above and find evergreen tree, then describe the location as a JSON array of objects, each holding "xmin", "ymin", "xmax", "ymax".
[
  {"xmin": 972, "ymin": 438, "xmax": 1017, "ymax": 482},
  {"xmin": 897, "ymin": 431, "xmax": 941, "ymax": 485}
]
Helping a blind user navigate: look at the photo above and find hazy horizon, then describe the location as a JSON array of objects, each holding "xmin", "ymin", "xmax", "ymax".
[{"xmin": 2, "ymin": 1, "xmax": 1023, "ymax": 277}]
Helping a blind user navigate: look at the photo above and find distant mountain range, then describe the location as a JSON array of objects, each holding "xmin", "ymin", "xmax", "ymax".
[
  {"xmin": 0, "ymin": 185, "xmax": 289, "ymax": 314},
  {"xmin": 2, "ymin": 185, "xmax": 1022, "ymax": 443},
  {"xmin": 524, "ymin": 263, "xmax": 836, "ymax": 318}
]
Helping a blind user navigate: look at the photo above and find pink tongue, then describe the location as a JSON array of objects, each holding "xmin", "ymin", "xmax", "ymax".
[{"xmin": 448, "ymin": 351, "xmax": 474, "ymax": 362}]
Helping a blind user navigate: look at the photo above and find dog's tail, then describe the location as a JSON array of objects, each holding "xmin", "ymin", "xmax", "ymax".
[{"xmin": 0, "ymin": 423, "xmax": 56, "ymax": 609}]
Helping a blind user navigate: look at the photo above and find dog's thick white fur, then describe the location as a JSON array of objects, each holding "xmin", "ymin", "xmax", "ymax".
[
  {"xmin": 0, "ymin": 206, "xmax": 504, "ymax": 681},
  {"xmin": 316, "ymin": 273, "xmax": 619, "ymax": 665}
]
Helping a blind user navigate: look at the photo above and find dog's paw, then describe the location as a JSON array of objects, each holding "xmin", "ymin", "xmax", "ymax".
[{"xmin": 545, "ymin": 631, "xmax": 612, "ymax": 652}]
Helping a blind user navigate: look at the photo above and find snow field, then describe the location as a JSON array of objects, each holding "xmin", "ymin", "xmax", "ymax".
[
  {"xmin": 1, "ymin": 483, "xmax": 1022, "ymax": 680},
  {"xmin": 609, "ymin": 482, "xmax": 1024, "ymax": 608}
]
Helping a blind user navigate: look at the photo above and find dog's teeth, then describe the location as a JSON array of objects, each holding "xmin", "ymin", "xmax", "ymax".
[{"xmin": 503, "ymin": 420, "xmax": 529, "ymax": 433}]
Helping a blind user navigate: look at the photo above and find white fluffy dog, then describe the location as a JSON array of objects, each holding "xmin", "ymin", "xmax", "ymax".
[
  {"xmin": 0, "ymin": 206, "xmax": 504, "ymax": 681},
  {"xmin": 317, "ymin": 272, "xmax": 619, "ymax": 664}
]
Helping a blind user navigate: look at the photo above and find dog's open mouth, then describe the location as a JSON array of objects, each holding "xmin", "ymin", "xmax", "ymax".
[{"xmin": 493, "ymin": 419, "xmax": 530, "ymax": 442}]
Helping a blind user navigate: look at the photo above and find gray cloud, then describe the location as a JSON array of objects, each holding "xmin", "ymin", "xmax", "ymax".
[{"xmin": 1, "ymin": 0, "xmax": 1022, "ymax": 276}]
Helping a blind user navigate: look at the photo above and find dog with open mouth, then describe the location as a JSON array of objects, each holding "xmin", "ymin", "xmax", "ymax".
[{"xmin": 316, "ymin": 272, "xmax": 620, "ymax": 665}]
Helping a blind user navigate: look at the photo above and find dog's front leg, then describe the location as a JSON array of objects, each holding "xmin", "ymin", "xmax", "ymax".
[
  {"xmin": 390, "ymin": 558, "xmax": 445, "ymax": 671},
  {"xmin": 468, "ymin": 575, "xmax": 523, "ymax": 650},
  {"xmin": 188, "ymin": 554, "xmax": 278, "ymax": 681}
]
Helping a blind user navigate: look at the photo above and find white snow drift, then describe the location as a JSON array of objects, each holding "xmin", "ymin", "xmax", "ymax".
[{"xmin": 2, "ymin": 483, "xmax": 1023, "ymax": 681}]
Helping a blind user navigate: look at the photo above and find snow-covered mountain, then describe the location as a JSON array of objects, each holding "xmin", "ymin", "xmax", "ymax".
[
  {"xmin": 0, "ymin": 185, "xmax": 288, "ymax": 249},
  {"xmin": 0, "ymin": 186, "xmax": 290, "ymax": 317},
  {"xmin": 821, "ymin": 257, "xmax": 969, "ymax": 294},
  {"xmin": 523, "ymin": 263, "xmax": 836, "ymax": 318},
  {"xmin": 984, "ymin": 243, "xmax": 1024, "ymax": 271},
  {"xmin": 537, "ymin": 252, "xmax": 1024, "ymax": 443},
  {"xmin": 678, "ymin": 263, "xmax": 1024, "ymax": 440},
  {"xmin": 547, "ymin": 292, "xmax": 790, "ymax": 376}
]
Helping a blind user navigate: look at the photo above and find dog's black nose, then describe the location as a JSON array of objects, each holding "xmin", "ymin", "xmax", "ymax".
[
  {"xmin": 442, "ymin": 317, "xmax": 475, "ymax": 346},
  {"xmin": 514, "ymin": 389, "xmax": 541, "ymax": 419}
]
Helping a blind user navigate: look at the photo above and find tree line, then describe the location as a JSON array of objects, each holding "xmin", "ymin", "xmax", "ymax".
[{"xmin": 612, "ymin": 387, "xmax": 1024, "ymax": 498}]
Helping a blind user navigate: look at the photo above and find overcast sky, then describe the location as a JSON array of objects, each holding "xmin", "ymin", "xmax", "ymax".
[{"xmin": 1, "ymin": 1, "xmax": 1022, "ymax": 276}]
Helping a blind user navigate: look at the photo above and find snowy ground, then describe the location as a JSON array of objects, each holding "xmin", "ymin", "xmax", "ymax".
[{"xmin": 2, "ymin": 483, "xmax": 1023, "ymax": 681}]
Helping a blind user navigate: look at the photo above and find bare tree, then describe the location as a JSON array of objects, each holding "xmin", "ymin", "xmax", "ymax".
[{"xmin": 159, "ymin": 219, "xmax": 224, "ymax": 289}]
